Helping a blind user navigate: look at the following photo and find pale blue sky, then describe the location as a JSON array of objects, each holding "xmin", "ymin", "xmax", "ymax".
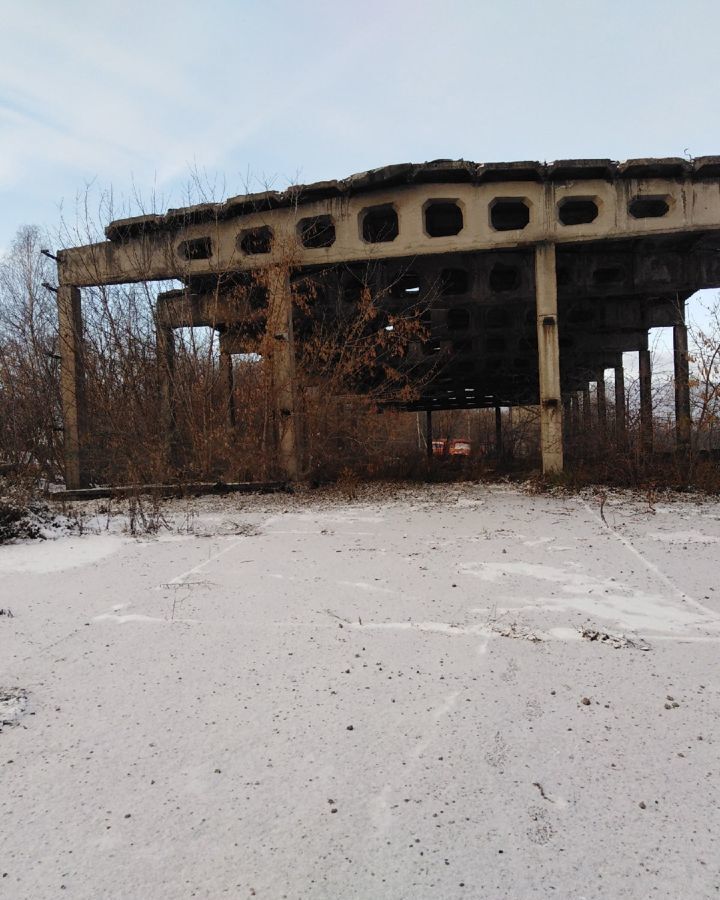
[{"xmin": 2, "ymin": 0, "xmax": 720, "ymax": 250}]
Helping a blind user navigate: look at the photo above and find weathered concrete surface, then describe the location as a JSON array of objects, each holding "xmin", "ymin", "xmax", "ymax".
[
  {"xmin": 265, "ymin": 266, "xmax": 299, "ymax": 480},
  {"xmin": 534, "ymin": 243, "xmax": 563, "ymax": 474},
  {"xmin": 58, "ymin": 157, "xmax": 720, "ymax": 287}
]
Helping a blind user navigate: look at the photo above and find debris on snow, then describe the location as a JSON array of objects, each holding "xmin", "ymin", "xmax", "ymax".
[
  {"xmin": 491, "ymin": 621, "xmax": 543, "ymax": 643},
  {"xmin": 0, "ymin": 688, "xmax": 28, "ymax": 729},
  {"xmin": 532, "ymin": 782, "xmax": 554, "ymax": 802},
  {"xmin": 580, "ymin": 628, "xmax": 652, "ymax": 651},
  {"xmin": 323, "ymin": 608, "xmax": 352, "ymax": 624}
]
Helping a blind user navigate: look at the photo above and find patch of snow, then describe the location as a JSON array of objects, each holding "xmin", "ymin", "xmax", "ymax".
[
  {"xmin": 92, "ymin": 613, "xmax": 166, "ymax": 624},
  {"xmin": 649, "ymin": 530, "xmax": 720, "ymax": 544},
  {"xmin": 3, "ymin": 484, "xmax": 720, "ymax": 899},
  {"xmin": 338, "ymin": 580, "xmax": 396, "ymax": 595},
  {"xmin": 0, "ymin": 535, "xmax": 124, "ymax": 573}
]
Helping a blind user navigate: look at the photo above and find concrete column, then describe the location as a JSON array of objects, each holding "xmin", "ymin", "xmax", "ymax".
[
  {"xmin": 58, "ymin": 284, "xmax": 88, "ymax": 489},
  {"xmin": 219, "ymin": 350, "xmax": 236, "ymax": 429},
  {"xmin": 426, "ymin": 409, "xmax": 433, "ymax": 463},
  {"xmin": 614, "ymin": 365, "xmax": 626, "ymax": 445},
  {"xmin": 562, "ymin": 395, "xmax": 572, "ymax": 444},
  {"xmin": 582, "ymin": 386, "xmax": 592, "ymax": 430},
  {"xmin": 156, "ymin": 321, "xmax": 178, "ymax": 471},
  {"xmin": 495, "ymin": 404, "xmax": 503, "ymax": 458},
  {"xmin": 673, "ymin": 317, "xmax": 691, "ymax": 452},
  {"xmin": 596, "ymin": 369, "xmax": 607, "ymax": 438},
  {"xmin": 570, "ymin": 392, "xmax": 580, "ymax": 436},
  {"xmin": 266, "ymin": 267, "xmax": 299, "ymax": 480},
  {"xmin": 639, "ymin": 348, "xmax": 653, "ymax": 456},
  {"xmin": 534, "ymin": 243, "xmax": 563, "ymax": 474}
]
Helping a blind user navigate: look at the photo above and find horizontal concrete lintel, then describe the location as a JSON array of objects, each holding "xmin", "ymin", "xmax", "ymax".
[
  {"xmin": 57, "ymin": 176, "xmax": 720, "ymax": 288},
  {"xmin": 101, "ymin": 157, "xmax": 720, "ymax": 241},
  {"xmin": 156, "ymin": 292, "xmax": 256, "ymax": 328}
]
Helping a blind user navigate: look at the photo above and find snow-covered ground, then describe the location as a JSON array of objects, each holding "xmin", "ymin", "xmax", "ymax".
[{"xmin": 1, "ymin": 484, "xmax": 719, "ymax": 899}]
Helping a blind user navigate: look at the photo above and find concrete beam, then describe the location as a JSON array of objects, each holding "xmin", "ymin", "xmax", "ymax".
[
  {"xmin": 535, "ymin": 243, "xmax": 563, "ymax": 474},
  {"xmin": 220, "ymin": 329, "xmax": 256, "ymax": 356},
  {"xmin": 156, "ymin": 290, "xmax": 255, "ymax": 329},
  {"xmin": 57, "ymin": 173, "xmax": 720, "ymax": 288}
]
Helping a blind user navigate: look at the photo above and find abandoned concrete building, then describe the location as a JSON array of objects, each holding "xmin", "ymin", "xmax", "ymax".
[{"xmin": 56, "ymin": 157, "xmax": 720, "ymax": 488}]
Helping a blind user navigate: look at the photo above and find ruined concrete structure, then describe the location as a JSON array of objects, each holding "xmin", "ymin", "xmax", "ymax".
[{"xmin": 57, "ymin": 157, "xmax": 720, "ymax": 488}]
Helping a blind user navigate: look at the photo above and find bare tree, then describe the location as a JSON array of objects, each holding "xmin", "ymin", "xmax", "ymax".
[
  {"xmin": 689, "ymin": 294, "xmax": 720, "ymax": 452},
  {"xmin": 0, "ymin": 226, "xmax": 63, "ymax": 477}
]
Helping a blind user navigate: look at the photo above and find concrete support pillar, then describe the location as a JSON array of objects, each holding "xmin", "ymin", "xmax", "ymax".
[
  {"xmin": 266, "ymin": 267, "xmax": 299, "ymax": 480},
  {"xmin": 219, "ymin": 350, "xmax": 236, "ymax": 429},
  {"xmin": 58, "ymin": 284, "xmax": 88, "ymax": 489},
  {"xmin": 426, "ymin": 410, "xmax": 433, "ymax": 463},
  {"xmin": 582, "ymin": 386, "xmax": 592, "ymax": 430},
  {"xmin": 562, "ymin": 395, "xmax": 572, "ymax": 445},
  {"xmin": 156, "ymin": 321, "xmax": 178, "ymax": 472},
  {"xmin": 673, "ymin": 315, "xmax": 691, "ymax": 452},
  {"xmin": 570, "ymin": 392, "xmax": 580, "ymax": 436},
  {"xmin": 495, "ymin": 404, "xmax": 503, "ymax": 458},
  {"xmin": 614, "ymin": 365, "xmax": 626, "ymax": 445},
  {"xmin": 303, "ymin": 384, "xmax": 320, "ymax": 472},
  {"xmin": 534, "ymin": 243, "xmax": 563, "ymax": 474},
  {"xmin": 639, "ymin": 347, "xmax": 653, "ymax": 456},
  {"xmin": 595, "ymin": 369, "xmax": 607, "ymax": 444}
]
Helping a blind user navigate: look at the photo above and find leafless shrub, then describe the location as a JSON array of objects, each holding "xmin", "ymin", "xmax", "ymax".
[
  {"xmin": 0, "ymin": 477, "xmax": 53, "ymax": 542},
  {"xmin": 125, "ymin": 490, "xmax": 169, "ymax": 536},
  {"xmin": 336, "ymin": 466, "xmax": 360, "ymax": 501}
]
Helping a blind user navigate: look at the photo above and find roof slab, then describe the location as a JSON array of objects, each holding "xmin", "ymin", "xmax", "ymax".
[{"xmin": 57, "ymin": 158, "xmax": 720, "ymax": 411}]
